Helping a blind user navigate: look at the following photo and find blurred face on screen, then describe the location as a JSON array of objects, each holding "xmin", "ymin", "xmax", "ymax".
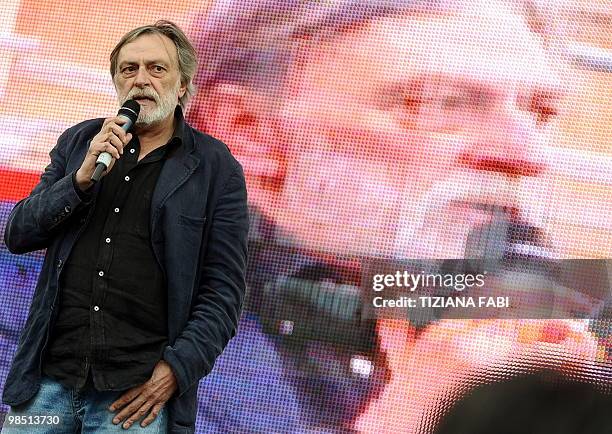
[
  {"xmin": 277, "ymin": 2, "xmax": 563, "ymax": 259},
  {"xmin": 188, "ymin": 2, "xmax": 605, "ymax": 432},
  {"xmin": 274, "ymin": 6, "xmax": 602, "ymax": 431}
]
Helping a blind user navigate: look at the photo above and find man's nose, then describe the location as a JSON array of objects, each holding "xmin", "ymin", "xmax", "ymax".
[
  {"xmin": 133, "ymin": 66, "xmax": 150, "ymax": 88},
  {"xmin": 458, "ymin": 102, "xmax": 546, "ymax": 178}
]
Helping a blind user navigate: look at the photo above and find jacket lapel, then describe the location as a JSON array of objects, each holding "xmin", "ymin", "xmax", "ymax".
[{"xmin": 150, "ymin": 142, "xmax": 200, "ymax": 241}]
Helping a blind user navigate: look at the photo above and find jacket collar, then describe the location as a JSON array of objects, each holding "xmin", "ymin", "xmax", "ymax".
[{"xmin": 149, "ymin": 111, "xmax": 201, "ymax": 241}]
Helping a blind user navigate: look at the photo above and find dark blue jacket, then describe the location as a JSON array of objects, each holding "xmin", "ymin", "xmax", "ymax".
[{"xmin": 2, "ymin": 116, "xmax": 249, "ymax": 434}]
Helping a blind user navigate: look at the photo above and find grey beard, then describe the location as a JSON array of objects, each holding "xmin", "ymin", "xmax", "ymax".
[
  {"xmin": 135, "ymin": 95, "xmax": 177, "ymax": 126},
  {"xmin": 117, "ymin": 81, "xmax": 181, "ymax": 127}
]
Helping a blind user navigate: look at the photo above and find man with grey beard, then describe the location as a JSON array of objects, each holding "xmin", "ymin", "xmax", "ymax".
[{"xmin": 1, "ymin": 21, "xmax": 248, "ymax": 434}]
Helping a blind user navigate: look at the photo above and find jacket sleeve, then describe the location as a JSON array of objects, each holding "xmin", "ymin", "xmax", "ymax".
[
  {"xmin": 163, "ymin": 164, "xmax": 249, "ymax": 396},
  {"xmin": 3, "ymin": 128, "xmax": 94, "ymax": 254}
]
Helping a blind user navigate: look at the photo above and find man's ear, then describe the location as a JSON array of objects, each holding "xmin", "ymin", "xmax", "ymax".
[{"xmin": 178, "ymin": 82, "xmax": 187, "ymax": 100}]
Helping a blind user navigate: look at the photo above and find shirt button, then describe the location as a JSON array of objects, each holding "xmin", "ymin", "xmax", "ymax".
[
  {"xmin": 105, "ymin": 237, "xmax": 111, "ymax": 244},
  {"xmin": 124, "ymin": 176, "xmax": 130, "ymax": 182},
  {"xmin": 64, "ymin": 205, "xmax": 71, "ymax": 213},
  {"xmin": 129, "ymin": 148, "xmax": 135, "ymax": 154},
  {"xmin": 114, "ymin": 207, "xmax": 120, "ymax": 213},
  {"xmin": 98, "ymin": 270, "xmax": 104, "ymax": 277},
  {"xmin": 93, "ymin": 306, "xmax": 100, "ymax": 312}
]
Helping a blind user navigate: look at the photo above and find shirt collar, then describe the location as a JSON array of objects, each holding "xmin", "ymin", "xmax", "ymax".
[
  {"xmin": 169, "ymin": 105, "xmax": 186, "ymax": 146},
  {"xmin": 157, "ymin": 105, "xmax": 185, "ymax": 159},
  {"xmin": 130, "ymin": 106, "xmax": 185, "ymax": 160}
]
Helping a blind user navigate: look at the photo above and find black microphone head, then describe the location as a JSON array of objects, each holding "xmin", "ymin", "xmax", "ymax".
[{"xmin": 118, "ymin": 99, "xmax": 141, "ymax": 126}]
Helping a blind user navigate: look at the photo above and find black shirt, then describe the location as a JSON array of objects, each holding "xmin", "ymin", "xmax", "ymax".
[{"xmin": 43, "ymin": 109, "xmax": 184, "ymax": 391}]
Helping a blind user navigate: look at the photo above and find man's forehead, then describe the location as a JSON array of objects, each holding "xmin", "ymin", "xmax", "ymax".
[
  {"xmin": 117, "ymin": 33, "xmax": 178, "ymax": 65},
  {"xmin": 298, "ymin": 5, "xmax": 562, "ymax": 95}
]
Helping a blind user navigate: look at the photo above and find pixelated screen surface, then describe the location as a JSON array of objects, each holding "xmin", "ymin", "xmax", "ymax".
[{"xmin": 0, "ymin": 0, "xmax": 611, "ymax": 432}]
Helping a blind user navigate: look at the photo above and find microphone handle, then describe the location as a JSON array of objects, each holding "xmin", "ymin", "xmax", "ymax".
[{"xmin": 91, "ymin": 162, "xmax": 107, "ymax": 183}]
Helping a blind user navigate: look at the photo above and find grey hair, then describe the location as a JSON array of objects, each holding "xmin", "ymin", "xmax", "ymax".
[
  {"xmin": 110, "ymin": 20, "xmax": 198, "ymax": 108},
  {"xmin": 189, "ymin": 0, "xmax": 557, "ymax": 98}
]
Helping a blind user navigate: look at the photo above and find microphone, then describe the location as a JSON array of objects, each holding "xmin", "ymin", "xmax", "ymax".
[{"xmin": 90, "ymin": 99, "xmax": 140, "ymax": 183}]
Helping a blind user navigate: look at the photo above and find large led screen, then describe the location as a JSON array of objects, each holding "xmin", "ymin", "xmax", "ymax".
[{"xmin": 0, "ymin": 0, "xmax": 611, "ymax": 432}]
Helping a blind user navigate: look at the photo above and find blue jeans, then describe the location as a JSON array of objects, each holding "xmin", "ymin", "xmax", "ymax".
[{"xmin": 1, "ymin": 376, "xmax": 167, "ymax": 433}]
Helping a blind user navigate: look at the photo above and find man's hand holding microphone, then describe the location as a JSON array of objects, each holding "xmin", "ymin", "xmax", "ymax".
[{"xmin": 75, "ymin": 99, "xmax": 140, "ymax": 192}]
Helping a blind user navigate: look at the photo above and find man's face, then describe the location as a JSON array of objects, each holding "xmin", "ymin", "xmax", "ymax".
[
  {"xmin": 277, "ymin": 4, "xmax": 563, "ymax": 258},
  {"xmin": 114, "ymin": 33, "xmax": 186, "ymax": 126}
]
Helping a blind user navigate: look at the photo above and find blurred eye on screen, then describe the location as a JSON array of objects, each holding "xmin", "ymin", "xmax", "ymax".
[
  {"xmin": 377, "ymin": 81, "xmax": 498, "ymax": 132},
  {"xmin": 529, "ymin": 96, "xmax": 560, "ymax": 125},
  {"xmin": 517, "ymin": 89, "xmax": 561, "ymax": 126}
]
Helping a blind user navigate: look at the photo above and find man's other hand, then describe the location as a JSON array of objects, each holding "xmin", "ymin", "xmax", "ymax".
[{"xmin": 108, "ymin": 359, "xmax": 177, "ymax": 429}]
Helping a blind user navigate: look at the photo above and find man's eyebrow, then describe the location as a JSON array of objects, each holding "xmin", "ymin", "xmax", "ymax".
[
  {"xmin": 118, "ymin": 60, "xmax": 170, "ymax": 67},
  {"xmin": 118, "ymin": 61, "xmax": 137, "ymax": 69}
]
